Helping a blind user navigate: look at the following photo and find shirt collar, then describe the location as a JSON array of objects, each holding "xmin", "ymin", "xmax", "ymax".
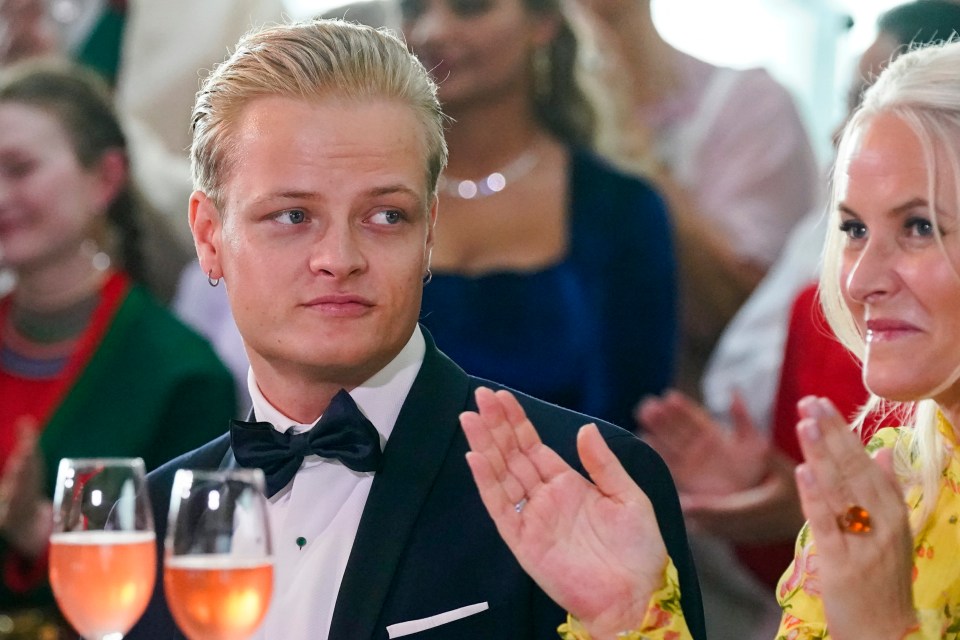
[{"xmin": 246, "ymin": 325, "xmax": 426, "ymax": 445}]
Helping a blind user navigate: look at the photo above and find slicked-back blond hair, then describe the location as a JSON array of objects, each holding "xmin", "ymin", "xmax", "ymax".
[{"xmin": 190, "ymin": 18, "xmax": 447, "ymax": 206}]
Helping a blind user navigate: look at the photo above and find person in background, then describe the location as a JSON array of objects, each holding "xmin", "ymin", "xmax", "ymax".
[
  {"xmin": 126, "ymin": 19, "xmax": 704, "ymax": 640},
  {"xmin": 463, "ymin": 37, "xmax": 960, "ymax": 639},
  {"xmin": 115, "ymin": 0, "xmax": 283, "ymax": 247},
  {"xmin": 0, "ymin": 0, "xmax": 196, "ymax": 304},
  {"xmin": 638, "ymin": 4, "xmax": 960, "ymax": 638},
  {"xmin": 569, "ymin": 0, "xmax": 819, "ymax": 398},
  {"xmin": 0, "ymin": 59, "xmax": 235, "ymax": 636},
  {"xmin": 401, "ymin": 0, "xmax": 677, "ymax": 429},
  {"xmin": 0, "ymin": 0, "xmax": 57, "ymax": 64}
]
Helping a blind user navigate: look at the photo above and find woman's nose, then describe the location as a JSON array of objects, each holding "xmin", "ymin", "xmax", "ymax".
[{"xmin": 844, "ymin": 239, "xmax": 897, "ymax": 304}]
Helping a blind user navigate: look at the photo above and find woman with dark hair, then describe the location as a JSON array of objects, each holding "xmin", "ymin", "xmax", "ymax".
[
  {"xmin": 0, "ymin": 59, "xmax": 235, "ymax": 634},
  {"xmin": 402, "ymin": 0, "xmax": 677, "ymax": 429}
]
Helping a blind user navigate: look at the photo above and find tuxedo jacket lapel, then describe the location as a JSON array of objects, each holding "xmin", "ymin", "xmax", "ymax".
[{"xmin": 328, "ymin": 332, "xmax": 472, "ymax": 639}]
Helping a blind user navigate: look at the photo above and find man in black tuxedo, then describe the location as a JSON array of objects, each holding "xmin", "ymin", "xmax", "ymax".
[{"xmin": 128, "ymin": 19, "xmax": 704, "ymax": 640}]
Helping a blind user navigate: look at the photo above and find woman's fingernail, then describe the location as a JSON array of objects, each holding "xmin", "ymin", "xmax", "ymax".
[
  {"xmin": 817, "ymin": 398, "xmax": 836, "ymax": 417},
  {"xmin": 798, "ymin": 418, "xmax": 821, "ymax": 442},
  {"xmin": 796, "ymin": 464, "xmax": 814, "ymax": 488},
  {"xmin": 797, "ymin": 396, "xmax": 821, "ymax": 418},
  {"xmin": 808, "ymin": 400, "xmax": 827, "ymax": 418}
]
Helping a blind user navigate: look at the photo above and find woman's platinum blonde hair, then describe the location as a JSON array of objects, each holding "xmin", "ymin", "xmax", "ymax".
[
  {"xmin": 821, "ymin": 39, "xmax": 960, "ymax": 530},
  {"xmin": 190, "ymin": 18, "xmax": 448, "ymax": 206}
]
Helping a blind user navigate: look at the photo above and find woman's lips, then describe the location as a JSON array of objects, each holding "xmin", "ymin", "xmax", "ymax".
[{"xmin": 865, "ymin": 318, "xmax": 921, "ymax": 342}]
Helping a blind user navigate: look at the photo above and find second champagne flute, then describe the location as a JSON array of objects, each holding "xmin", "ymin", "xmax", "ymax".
[{"xmin": 164, "ymin": 468, "xmax": 274, "ymax": 640}]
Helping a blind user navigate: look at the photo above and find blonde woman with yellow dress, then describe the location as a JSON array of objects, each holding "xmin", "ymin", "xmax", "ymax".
[{"xmin": 459, "ymin": 38, "xmax": 960, "ymax": 640}]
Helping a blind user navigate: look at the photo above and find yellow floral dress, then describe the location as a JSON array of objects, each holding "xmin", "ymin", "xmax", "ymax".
[
  {"xmin": 557, "ymin": 558, "xmax": 692, "ymax": 640},
  {"xmin": 557, "ymin": 420, "xmax": 960, "ymax": 640},
  {"xmin": 777, "ymin": 419, "xmax": 960, "ymax": 639}
]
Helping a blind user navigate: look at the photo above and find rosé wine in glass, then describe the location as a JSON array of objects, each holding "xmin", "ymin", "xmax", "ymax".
[
  {"xmin": 165, "ymin": 469, "xmax": 273, "ymax": 640},
  {"xmin": 50, "ymin": 458, "xmax": 155, "ymax": 640},
  {"xmin": 49, "ymin": 530, "xmax": 155, "ymax": 637},
  {"xmin": 165, "ymin": 554, "xmax": 273, "ymax": 640}
]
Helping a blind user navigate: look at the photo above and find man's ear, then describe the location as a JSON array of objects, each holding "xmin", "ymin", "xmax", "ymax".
[
  {"xmin": 422, "ymin": 194, "xmax": 438, "ymax": 279},
  {"xmin": 426, "ymin": 193, "xmax": 439, "ymax": 251},
  {"xmin": 189, "ymin": 190, "xmax": 224, "ymax": 279}
]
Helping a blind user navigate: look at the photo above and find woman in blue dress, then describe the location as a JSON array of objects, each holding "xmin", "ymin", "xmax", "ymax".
[{"xmin": 402, "ymin": 0, "xmax": 677, "ymax": 429}]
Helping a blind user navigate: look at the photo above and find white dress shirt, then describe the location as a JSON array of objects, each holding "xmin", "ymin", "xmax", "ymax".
[{"xmin": 247, "ymin": 326, "xmax": 425, "ymax": 640}]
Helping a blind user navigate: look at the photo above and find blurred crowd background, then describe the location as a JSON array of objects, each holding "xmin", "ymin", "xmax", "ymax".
[{"xmin": 2, "ymin": 0, "xmax": 959, "ymax": 638}]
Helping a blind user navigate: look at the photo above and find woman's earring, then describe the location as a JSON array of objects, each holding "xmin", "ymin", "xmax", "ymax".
[
  {"xmin": 422, "ymin": 267, "xmax": 432, "ymax": 285},
  {"xmin": 207, "ymin": 270, "xmax": 221, "ymax": 287},
  {"xmin": 81, "ymin": 239, "xmax": 111, "ymax": 271}
]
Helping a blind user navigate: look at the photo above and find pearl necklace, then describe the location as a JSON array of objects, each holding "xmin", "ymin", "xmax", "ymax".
[{"xmin": 437, "ymin": 147, "xmax": 541, "ymax": 200}]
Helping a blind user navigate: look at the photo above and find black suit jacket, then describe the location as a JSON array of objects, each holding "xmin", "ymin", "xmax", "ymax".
[{"xmin": 128, "ymin": 329, "xmax": 706, "ymax": 639}]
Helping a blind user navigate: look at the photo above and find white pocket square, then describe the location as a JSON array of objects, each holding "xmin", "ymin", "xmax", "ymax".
[{"xmin": 386, "ymin": 601, "xmax": 490, "ymax": 638}]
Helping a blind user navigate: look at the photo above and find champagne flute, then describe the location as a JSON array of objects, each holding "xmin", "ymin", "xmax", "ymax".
[
  {"xmin": 164, "ymin": 469, "xmax": 274, "ymax": 640},
  {"xmin": 49, "ymin": 457, "xmax": 156, "ymax": 640}
]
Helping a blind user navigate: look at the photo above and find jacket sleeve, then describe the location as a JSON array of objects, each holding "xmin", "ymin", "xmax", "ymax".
[{"xmin": 605, "ymin": 431, "xmax": 706, "ymax": 640}]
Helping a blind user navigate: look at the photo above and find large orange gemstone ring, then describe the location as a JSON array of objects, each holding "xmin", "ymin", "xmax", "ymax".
[{"xmin": 837, "ymin": 504, "xmax": 872, "ymax": 534}]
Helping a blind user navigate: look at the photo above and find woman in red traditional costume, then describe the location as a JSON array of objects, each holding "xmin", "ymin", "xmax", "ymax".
[{"xmin": 0, "ymin": 59, "xmax": 236, "ymax": 635}]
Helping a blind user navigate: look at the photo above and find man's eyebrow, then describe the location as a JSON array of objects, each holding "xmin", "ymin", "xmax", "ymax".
[
  {"xmin": 249, "ymin": 185, "xmax": 422, "ymax": 206},
  {"xmin": 248, "ymin": 190, "xmax": 322, "ymax": 206},
  {"xmin": 367, "ymin": 184, "xmax": 421, "ymax": 198}
]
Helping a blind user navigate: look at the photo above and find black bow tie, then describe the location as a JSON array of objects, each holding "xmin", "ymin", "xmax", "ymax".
[{"xmin": 231, "ymin": 389, "xmax": 383, "ymax": 497}]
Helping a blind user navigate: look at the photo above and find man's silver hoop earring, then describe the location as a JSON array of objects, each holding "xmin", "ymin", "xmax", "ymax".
[
  {"xmin": 207, "ymin": 270, "xmax": 221, "ymax": 287},
  {"xmin": 422, "ymin": 268, "xmax": 432, "ymax": 285}
]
